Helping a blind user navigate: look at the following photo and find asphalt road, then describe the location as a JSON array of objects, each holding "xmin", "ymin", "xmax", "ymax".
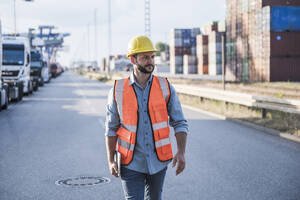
[{"xmin": 0, "ymin": 72, "xmax": 300, "ymax": 200}]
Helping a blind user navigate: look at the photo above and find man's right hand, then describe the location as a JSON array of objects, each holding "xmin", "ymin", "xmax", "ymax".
[{"xmin": 109, "ymin": 161, "xmax": 119, "ymax": 178}]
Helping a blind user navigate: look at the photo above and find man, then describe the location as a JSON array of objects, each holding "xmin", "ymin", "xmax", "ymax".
[{"xmin": 105, "ymin": 35, "xmax": 188, "ymax": 200}]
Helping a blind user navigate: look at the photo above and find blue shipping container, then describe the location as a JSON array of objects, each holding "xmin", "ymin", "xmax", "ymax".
[
  {"xmin": 190, "ymin": 37, "xmax": 197, "ymax": 46},
  {"xmin": 182, "ymin": 38, "xmax": 191, "ymax": 47},
  {"xmin": 182, "ymin": 29, "xmax": 191, "ymax": 38},
  {"xmin": 271, "ymin": 6, "xmax": 300, "ymax": 32}
]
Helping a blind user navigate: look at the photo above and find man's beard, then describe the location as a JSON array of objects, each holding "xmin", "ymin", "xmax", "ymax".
[{"xmin": 137, "ymin": 64, "xmax": 155, "ymax": 74}]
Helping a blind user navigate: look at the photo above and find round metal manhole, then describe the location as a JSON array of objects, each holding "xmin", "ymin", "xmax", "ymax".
[{"xmin": 55, "ymin": 176, "xmax": 110, "ymax": 186}]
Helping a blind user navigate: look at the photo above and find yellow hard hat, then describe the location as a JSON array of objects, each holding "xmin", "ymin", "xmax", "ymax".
[{"xmin": 127, "ymin": 36, "xmax": 157, "ymax": 58}]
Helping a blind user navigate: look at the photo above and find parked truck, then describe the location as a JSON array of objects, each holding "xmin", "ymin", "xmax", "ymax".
[
  {"xmin": 30, "ymin": 49, "xmax": 42, "ymax": 90},
  {"xmin": 0, "ymin": 20, "xmax": 9, "ymax": 111},
  {"xmin": 2, "ymin": 36, "xmax": 33, "ymax": 101}
]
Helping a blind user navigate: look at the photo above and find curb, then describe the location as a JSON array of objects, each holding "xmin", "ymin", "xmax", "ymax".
[{"xmin": 182, "ymin": 104, "xmax": 300, "ymax": 144}]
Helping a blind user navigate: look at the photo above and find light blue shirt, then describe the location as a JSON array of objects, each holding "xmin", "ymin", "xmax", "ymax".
[{"xmin": 105, "ymin": 73, "xmax": 188, "ymax": 175}]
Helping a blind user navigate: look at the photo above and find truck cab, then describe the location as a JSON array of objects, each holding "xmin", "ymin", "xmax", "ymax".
[
  {"xmin": 30, "ymin": 49, "xmax": 42, "ymax": 90},
  {"xmin": 30, "ymin": 49, "xmax": 51, "ymax": 86},
  {"xmin": 2, "ymin": 36, "xmax": 33, "ymax": 101}
]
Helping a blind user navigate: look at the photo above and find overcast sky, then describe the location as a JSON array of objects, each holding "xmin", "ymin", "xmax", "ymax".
[{"xmin": 0, "ymin": 0, "xmax": 226, "ymax": 66}]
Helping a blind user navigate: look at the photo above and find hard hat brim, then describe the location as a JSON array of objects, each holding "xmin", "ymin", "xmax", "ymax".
[{"xmin": 127, "ymin": 49, "xmax": 157, "ymax": 58}]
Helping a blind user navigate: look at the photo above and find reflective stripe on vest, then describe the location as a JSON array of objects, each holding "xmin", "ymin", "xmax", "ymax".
[
  {"xmin": 149, "ymin": 76, "xmax": 173, "ymax": 161},
  {"xmin": 114, "ymin": 75, "xmax": 172, "ymax": 165},
  {"xmin": 114, "ymin": 78, "xmax": 138, "ymax": 165}
]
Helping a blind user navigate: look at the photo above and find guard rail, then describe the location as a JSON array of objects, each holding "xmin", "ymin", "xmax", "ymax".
[{"xmin": 173, "ymin": 84, "xmax": 300, "ymax": 116}]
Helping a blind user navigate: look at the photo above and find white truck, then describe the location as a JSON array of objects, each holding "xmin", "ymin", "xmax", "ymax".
[
  {"xmin": 2, "ymin": 36, "xmax": 33, "ymax": 101},
  {"xmin": 0, "ymin": 20, "xmax": 8, "ymax": 111}
]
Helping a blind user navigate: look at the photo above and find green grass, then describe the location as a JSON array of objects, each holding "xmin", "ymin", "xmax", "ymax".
[{"xmin": 178, "ymin": 93, "xmax": 300, "ymax": 137}]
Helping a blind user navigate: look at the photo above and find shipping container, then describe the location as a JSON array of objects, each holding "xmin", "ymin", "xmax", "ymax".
[
  {"xmin": 242, "ymin": 58, "xmax": 249, "ymax": 81},
  {"xmin": 170, "ymin": 37, "xmax": 183, "ymax": 47},
  {"xmin": 191, "ymin": 28, "xmax": 201, "ymax": 38},
  {"xmin": 170, "ymin": 27, "xmax": 201, "ymax": 74},
  {"xmin": 198, "ymin": 64, "xmax": 209, "ymax": 75},
  {"xmin": 184, "ymin": 65, "xmax": 197, "ymax": 74},
  {"xmin": 270, "ymin": 32, "xmax": 300, "ymax": 57},
  {"xmin": 170, "ymin": 56, "xmax": 183, "ymax": 65},
  {"xmin": 270, "ymin": 6, "xmax": 300, "ymax": 32},
  {"xmin": 183, "ymin": 55, "xmax": 197, "ymax": 74},
  {"xmin": 183, "ymin": 55, "xmax": 197, "ymax": 65},
  {"xmin": 209, "ymin": 63, "xmax": 222, "ymax": 75},
  {"xmin": 270, "ymin": 57, "xmax": 300, "ymax": 81},
  {"xmin": 171, "ymin": 65, "xmax": 183, "ymax": 74},
  {"xmin": 262, "ymin": 0, "xmax": 300, "ymax": 7},
  {"xmin": 191, "ymin": 46, "xmax": 197, "ymax": 55}
]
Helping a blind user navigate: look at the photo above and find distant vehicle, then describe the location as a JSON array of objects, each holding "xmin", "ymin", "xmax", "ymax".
[
  {"xmin": 50, "ymin": 63, "xmax": 58, "ymax": 78},
  {"xmin": 42, "ymin": 60, "xmax": 50, "ymax": 83},
  {"xmin": 50, "ymin": 63, "xmax": 63, "ymax": 78},
  {"xmin": 0, "ymin": 20, "xmax": 8, "ymax": 111},
  {"xmin": 30, "ymin": 49, "xmax": 42, "ymax": 91},
  {"xmin": 2, "ymin": 36, "xmax": 33, "ymax": 101},
  {"xmin": 30, "ymin": 49, "xmax": 50, "ymax": 89}
]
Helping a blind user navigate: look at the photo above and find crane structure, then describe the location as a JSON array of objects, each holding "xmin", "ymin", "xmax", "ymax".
[
  {"xmin": 35, "ymin": 26, "xmax": 70, "ymax": 63},
  {"xmin": 145, "ymin": 0, "xmax": 151, "ymax": 38}
]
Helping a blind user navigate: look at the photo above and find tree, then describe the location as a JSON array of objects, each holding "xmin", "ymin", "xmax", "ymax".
[{"xmin": 155, "ymin": 42, "xmax": 169, "ymax": 56}]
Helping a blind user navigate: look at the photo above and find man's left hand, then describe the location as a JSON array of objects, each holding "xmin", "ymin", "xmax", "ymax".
[{"xmin": 172, "ymin": 152, "xmax": 186, "ymax": 175}]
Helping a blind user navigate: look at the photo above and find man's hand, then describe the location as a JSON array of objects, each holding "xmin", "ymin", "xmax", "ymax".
[
  {"xmin": 109, "ymin": 161, "xmax": 119, "ymax": 178},
  {"xmin": 172, "ymin": 151, "xmax": 186, "ymax": 175},
  {"xmin": 106, "ymin": 136, "xmax": 119, "ymax": 178},
  {"xmin": 173, "ymin": 132, "xmax": 187, "ymax": 176}
]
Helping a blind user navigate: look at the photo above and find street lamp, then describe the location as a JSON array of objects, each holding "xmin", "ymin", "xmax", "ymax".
[{"xmin": 13, "ymin": 0, "xmax": 34, "ymax": 36}]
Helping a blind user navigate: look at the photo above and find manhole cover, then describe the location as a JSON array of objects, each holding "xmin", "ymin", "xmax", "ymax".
[{"xmin": 56, "ymin": 177, "xmax": 110, "ymax": 186}]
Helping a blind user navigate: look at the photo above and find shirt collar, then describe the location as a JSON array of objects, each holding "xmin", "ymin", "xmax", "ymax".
[{"xmin": 129, "ymin": 72, "xmax": 153, "ymax": 86}]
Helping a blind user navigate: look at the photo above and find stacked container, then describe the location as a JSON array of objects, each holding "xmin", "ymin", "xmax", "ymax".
[
  {"xmin": 198, "ymin": 22, "xmax": 225, "ymax": 76},
  {"xmin": 196, "ymin": 35, "xmax": 209, "ymax": 74},
  {"xmin": 208, "ymin": 31, "xmax": 225, "ymax": 75},
  {"xmin": 170, "ymin": 28, "xmax": 200, "ymax": 74},
  {"xmin": 226, "ymin": 0, "xmax": 300, "ymax": 81},
  {"xmin": 183, "ymin": 55, "xmax": 197, "ymax": 74}
]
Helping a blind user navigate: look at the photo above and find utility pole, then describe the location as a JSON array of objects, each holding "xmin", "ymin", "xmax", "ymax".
[
  {"xmin": 107, "ymin": 0, "xmax": 111, "ymax": 72},
  {"xmin": 145, "ymin": 0, "xmax": 151, "ymax": 38},
  {"xmin": 94, "ymin": 8, "xmax": 98, "ymax": 67},
  {"xmin": 13, "ymin": 0, "xmax": 34, "ymax": 36},
  {"xmin": 13, "ymin": 0, "xmax": 17, "ymax": 35},
  {"xmin": 222, "ymin": 34, "xmax": 226, "ymax": 90},
  {"xmin": 87, "ymin": 23, "xmax": 90, "ymax": 63}
]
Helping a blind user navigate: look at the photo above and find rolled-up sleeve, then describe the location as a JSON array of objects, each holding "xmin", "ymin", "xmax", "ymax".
[
  {"xmin": 105, "ymin": 88, "xmax": 120, "ymax": 136},
  {"xmin": 167, "ymin": 83, "xmax": 189, "ymax": 135}
]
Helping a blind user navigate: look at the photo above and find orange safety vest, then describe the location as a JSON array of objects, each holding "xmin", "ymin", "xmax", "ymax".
[{"xmin": 114, "ymin": 75, "xmax": 173, "ymax": 165}]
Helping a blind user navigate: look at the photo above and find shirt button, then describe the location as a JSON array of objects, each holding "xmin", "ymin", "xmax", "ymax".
[
  {"xmin": 146, "ymin": 132, "xmax": 148, "ymax": 135},
  {"xmin": 144, "ymin": 120, "xmax": 147, "ymax": 123},
  {"xmin": 144, "ymin": 110, "xmax": 147, "ymax": 112}
]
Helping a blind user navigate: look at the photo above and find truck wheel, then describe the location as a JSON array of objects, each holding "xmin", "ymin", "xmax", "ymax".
[
  {"xmin": 3, "ymin": 89, "xmax": 8, "ymax": 110},
  {"xmin": 0, "ymin": 93, "xmax": 2, "ymax": 112},
  {"xmin": 40, "ymin": 78, "xmax": 44, "ymax": 86},
  {"xmin": 33, "ymin": 82, "xmax": 38, "ymax": 91},
  {"xmin": 18, "ymin": 84, "xmax": 23, "ymax": 101},
  {"xmin": 28, "ymin": 82, "xmax": 32, "ymax": 94}
]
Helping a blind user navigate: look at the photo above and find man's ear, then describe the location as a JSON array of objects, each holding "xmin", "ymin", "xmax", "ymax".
[{"xmin": 130, "ymin": 56, "xmax": 136, "ymax": 65}]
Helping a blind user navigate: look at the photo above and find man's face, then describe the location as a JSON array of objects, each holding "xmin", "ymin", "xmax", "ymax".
[{"xmin": 134, "ymin": 52, "xmax": 155, "ymax": 74}]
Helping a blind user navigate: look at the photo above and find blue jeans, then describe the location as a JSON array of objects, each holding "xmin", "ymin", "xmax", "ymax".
[{"xmin": 120, "ymin": 167, "xmax": 167, "ymax": 200}]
